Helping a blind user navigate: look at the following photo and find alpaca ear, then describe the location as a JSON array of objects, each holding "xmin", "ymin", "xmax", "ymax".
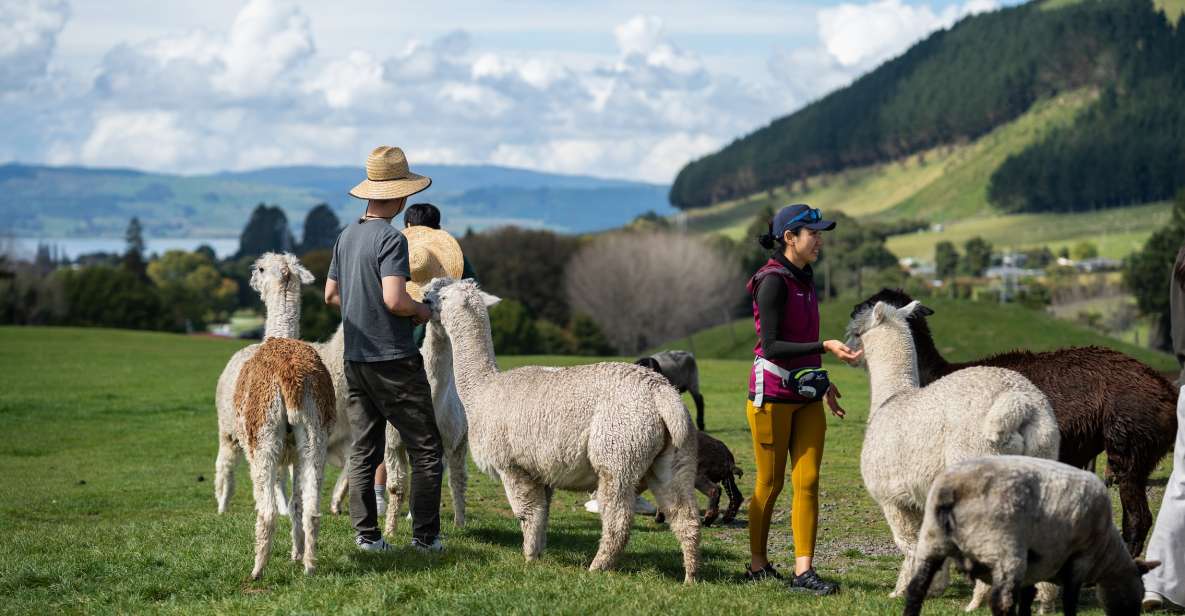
[
  {"xmin": 871, "ymin": 301, "xmax": 893, "ymax": 325},
  {"xmin": 899, "ymin": 300, "xmax": 931, "ymax": 319},
  {"xmin": 479, "ymin": 291, "xmax": 502, "ymax": 308}
]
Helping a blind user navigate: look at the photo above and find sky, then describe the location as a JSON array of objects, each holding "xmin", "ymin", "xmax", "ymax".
[{"xmin": 0, "ymin": 0, "xmax": 1015, "ymax": 183}]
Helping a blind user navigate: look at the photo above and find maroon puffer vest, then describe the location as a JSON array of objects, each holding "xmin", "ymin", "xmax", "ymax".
[{"xmin": 746, "ymin": 258, "xmax": 821, "ymax": 404}]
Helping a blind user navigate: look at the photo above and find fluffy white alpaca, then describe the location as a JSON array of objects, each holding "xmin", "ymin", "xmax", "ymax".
[
  {"xmin": 308, "ymin": 326, "xmax": 353, "ymax": 515},
  {"xmin": 214, "ymin": 253, "xmax": 316, "ymax": 514},
  {"xmin": 422, "ymin": 278, "xmax": 701, "ymax": 583},
  {"xmin": 383, "ymin": 319, "xmax": 469, "ymax": 534},
  {"xmin": 214, "ymin": 253, "xmax": 336, "ymax": 579},
  {"xmin": 847, "ymin": 300, "xmax": 1060, "ymax": 611}
]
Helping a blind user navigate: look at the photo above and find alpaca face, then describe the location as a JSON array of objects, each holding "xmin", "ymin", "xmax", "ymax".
[
  {"xmin": 249, "ymin": 252, "xmax": 314, "ymax": 301},
  {"xmin": 846, "ymin": 300, "xmax": 922, "ymax": 361},
  {"xmin": 424, "ymin": 278, "xmax": 501, "ymax": 329}
]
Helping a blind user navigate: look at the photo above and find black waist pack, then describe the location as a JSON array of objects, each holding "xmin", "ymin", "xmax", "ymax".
[{"xmin": 783, "ymin": 368, "xmax": 830, "ymax": 401}]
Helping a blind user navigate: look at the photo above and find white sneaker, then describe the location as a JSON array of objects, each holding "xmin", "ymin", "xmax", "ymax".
[
  {"xmin": 583, "ymin": 496, "xmax": 658, "ymax": 516},
  {"xmin": 356, "ymin": 536, "xmax": 394, "ymax": 552},
  {"xmin": 374, "ymin": 485, "xmax": 387, "ymax": 516},
  {"xmin": 1145, "ymin": 591, "xmax": 1164, "ymax": 611}
]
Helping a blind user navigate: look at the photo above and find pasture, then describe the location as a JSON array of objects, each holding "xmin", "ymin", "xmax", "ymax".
[{"xmin": 0, "ymin": 325, "xmax": 1172, "ymax": 614}]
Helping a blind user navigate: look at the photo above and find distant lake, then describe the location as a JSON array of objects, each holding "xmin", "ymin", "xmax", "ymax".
[{"xmin": 8, "ymin": 237, "xmax": 240, "ymax": 260}]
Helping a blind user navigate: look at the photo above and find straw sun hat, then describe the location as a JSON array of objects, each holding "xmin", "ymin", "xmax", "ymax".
[
  {"xmin": 403, "ymin": 226, "xmax": 464, "ymax": 301},
  {"xmin": 349, "ymin": 146, "xmax": 432, "ymax": 201}
]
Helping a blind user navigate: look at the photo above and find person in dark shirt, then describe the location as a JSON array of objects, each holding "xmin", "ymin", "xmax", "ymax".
[
  {"xmin": 324, "ymin": 146, "xmax": 444, "ymax": 554},
  {"xmin": 741, "ymin": 203, "xmax": 862, "ymax": 595},
  {"xmin": 403, "ymin": 203, "xmax": 478, "ymax": 347}
]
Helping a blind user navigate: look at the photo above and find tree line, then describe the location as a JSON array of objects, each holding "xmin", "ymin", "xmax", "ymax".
[{"xmin": 670, "ymin": 0, "xmax": 1179, "ymax": 213}]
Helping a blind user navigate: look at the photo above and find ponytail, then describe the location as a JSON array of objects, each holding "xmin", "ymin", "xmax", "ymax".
[{"xmin": 757, "ymin": 221, "xmax": 779, "ymax": 250}]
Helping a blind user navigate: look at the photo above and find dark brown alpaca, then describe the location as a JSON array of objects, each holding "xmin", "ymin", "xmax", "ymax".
[{"xmin": 852, "ymin": 289, "xmax": 1178, "ymax": 556}]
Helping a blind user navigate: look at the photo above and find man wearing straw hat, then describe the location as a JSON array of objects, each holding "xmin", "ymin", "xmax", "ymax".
[{"xmin": 324, "ymin": 146, "xmax": 444, "ymax": 553}]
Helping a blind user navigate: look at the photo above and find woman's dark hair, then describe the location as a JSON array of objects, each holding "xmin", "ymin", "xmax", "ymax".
[
  {"xmin": 756, "ymin": 222, "xmax": 805, "ymax": 250},
  {"xmin": 404, "ymin": 203, "xmax": 442, "ymax": 229}
]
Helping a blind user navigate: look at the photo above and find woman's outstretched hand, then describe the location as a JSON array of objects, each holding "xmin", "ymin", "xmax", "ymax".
[
  {"xmin": 822, "ymin": 339, "xmax": 863, "ymax": 365},
  {"xmin": 825, "ymin": 383, "xmax": 846, "ymax": 419}
]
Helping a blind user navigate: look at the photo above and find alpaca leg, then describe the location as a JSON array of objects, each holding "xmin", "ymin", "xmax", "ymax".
[
  {"xmin": 988, "ymin": 557, "xmax": 1026, "ymax": 616},
  {"xmin": 1017, "ymin": 585, "xmax": 1038, "ymax": 616},
  {"xmin": 1113, "ymin": 461, "xmax": 1154, "ymax": 555},
  {"xmin": 967, "ymin": 580, "xmax": 994, "ymax": 612},
  {"xmin": 215, "ymin": 432, "xmax": 241, "ymax": 513},
  {"xmin": 1033, "ymin": 582, "xmax": 1058, "ymax": 615},
  {"xmin": 295, "ymin": 421, "xmax": 325, "ymax": 576},
  {"xmin": 384, "ymin": 442, "xmax": 410, "ymax": 537},
  {"xmin": 589, "ymin": 474, "xmax": 636, "ymax": 573},
  {"xmin": 329, "ymin": 462, "xmax": 349, "ymax": 515},
  {"xmin": 289, "ymin": 460, "xmax": 304, "ymax": 562},
  {"xmin": 500, "ymin": 468, "xmax": 550, "ymax": 561},
  {"xmin": 696, "ymin": 476, "xmax": 720, "ymax": 527},
  {"xmin": 448, "ymin": 443, "xmax": 468, "ymax": 527},
  {"xmin": 882, "ymin": 504, "xmax": 924, "ymax": 598},
  {"xmin": 721, "ymin": 471, "xmax": 743, "ymax": 523},
  {"xmin": 691, "ymin": 391, "xmax": 706, "ymax": 432},
  {"xmin": 274, "ymin": 466, "xmax": 291, "ymax": 517},
  {"xmin": 248, "ymin": 455, "xmax": 279, "ymax": 580},
  {"xmin": 646, "ymin": 446, "xmax": 701, "ymax": 584}
]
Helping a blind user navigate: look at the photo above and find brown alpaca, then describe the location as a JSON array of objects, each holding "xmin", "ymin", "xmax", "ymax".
[
  {"xmin": 233, "ymin": 337, "xmax": 336, "ymax": 579},
  {"xmin": 852, "ymin": 289, "xmax": 1178, "ymax": 556}
]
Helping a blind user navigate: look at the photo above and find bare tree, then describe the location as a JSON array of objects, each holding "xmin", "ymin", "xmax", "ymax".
[{"xmin": 566, "ymin": 232, "xmax": 740, "ymax": 354}]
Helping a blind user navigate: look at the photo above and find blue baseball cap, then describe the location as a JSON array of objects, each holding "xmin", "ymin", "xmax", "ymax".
[{"xmin": 772, "ymin": 203, "xmax": 836, "ymax": 235}]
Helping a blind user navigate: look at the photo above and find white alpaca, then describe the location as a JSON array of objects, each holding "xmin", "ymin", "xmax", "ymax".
[
  {"xmin": 213, "ymin": 253, "xmax": 336, "ymax": 579},
  {"xmin": 307, "ymin": 326, "xmax": 353, "ymax": 515},
  {"xmin": 421, "ymin": 278, "xmax": 701, "ymax": 583},
  {"xmin": 846, "ymin": 300, "xmax": 1060, "ymax": 611},
  {"xmin": 383, "ymin": 319, "xmax": 469, "ymax": 534}
]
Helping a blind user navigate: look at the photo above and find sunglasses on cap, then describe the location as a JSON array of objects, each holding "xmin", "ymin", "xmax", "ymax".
[{"xmin": 787, "ymin": 207, "xmax": 822, "ymax": 226}]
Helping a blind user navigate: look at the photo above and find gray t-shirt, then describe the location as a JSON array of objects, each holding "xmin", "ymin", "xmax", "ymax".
[{"xmin": 328, "ymin": 219, "xmax": 417, "ymax": 362}]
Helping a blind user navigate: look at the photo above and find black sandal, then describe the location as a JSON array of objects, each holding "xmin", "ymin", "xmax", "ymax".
[{"xmin": 740, "ymin": 563, "xmax": 784, "ymax": 582}]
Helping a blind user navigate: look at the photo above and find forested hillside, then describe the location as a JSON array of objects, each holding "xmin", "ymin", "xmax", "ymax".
[{"xmin": 670, "ymin": 0, "xmax": 1183, "ymax": 215}]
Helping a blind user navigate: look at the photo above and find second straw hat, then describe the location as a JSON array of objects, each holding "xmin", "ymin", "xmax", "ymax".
[{"xmin": 403, "ymin": 226, "xmax": 464, "ymax": 301}]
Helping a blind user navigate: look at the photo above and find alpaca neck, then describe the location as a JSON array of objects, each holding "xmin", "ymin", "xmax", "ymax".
[
  {"xmin": 422, "ymin": 321, "xmax": 456, "ymax": 407},
  {"xmin": 444, "ymin": 301, "xmax": 499, "ymax": 403},
  {"xmin": 909, "ymin": 318, "xmax": 951, "ymax": 385},
  {"xmin": 263, "ymin": 286, "xmax": 301, "ymax": 339},
  {"xmin": 864, "ymin": 327, "xmax": 921, "ymax": 410}
]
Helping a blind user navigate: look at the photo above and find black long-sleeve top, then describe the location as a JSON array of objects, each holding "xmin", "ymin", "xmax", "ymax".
[{"xmin": 756, "ymin": 254, "xmax": 825, "ymax": 361}]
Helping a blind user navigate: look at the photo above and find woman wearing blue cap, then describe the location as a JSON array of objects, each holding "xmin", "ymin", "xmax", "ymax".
[{"xmin": 741, "ymin": 203, "xmax": 862, "ymax": 594}]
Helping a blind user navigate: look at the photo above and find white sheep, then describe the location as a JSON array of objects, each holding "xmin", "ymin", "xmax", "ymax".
[
  {"xmin": 214, "ymin": 253, "xmax": 336, "ymax": 579},
  {"xmin": 903, "ymin": 456, "xmax": 1160, "ymax": 616},
  {"xmin": 846, "ymin": 300, "xmax": 1060, "ymax": 610},
  {"xmin": 422, "ymin": 278, "xmax": 701, "ymax": 583},
  {"xmin": 383, "ymin": 318, "xmax": 469, "ymax": 534}
]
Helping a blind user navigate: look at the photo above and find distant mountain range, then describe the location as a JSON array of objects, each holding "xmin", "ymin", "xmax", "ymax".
[{"xmin": 0, "ymin": 163, "xmax": 671, "ymax": 238}]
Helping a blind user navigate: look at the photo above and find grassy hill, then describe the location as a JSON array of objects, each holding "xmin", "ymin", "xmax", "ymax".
[
  {"xmin": 0, "ymin": 325, "xmax": 1169, "ymax": 614},
  {"xmin": 652, "ymin": 294, "xmax": 1178, "ymax": 374},
  {"xmin": 676, "ymin": 90, "xmax": 1174, "ymax": 261}
]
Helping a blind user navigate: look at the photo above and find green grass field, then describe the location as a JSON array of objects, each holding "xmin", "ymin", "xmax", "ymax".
[{"xmin": 0, "ymin": 325, "xmax": 1173, "ymax": 614}]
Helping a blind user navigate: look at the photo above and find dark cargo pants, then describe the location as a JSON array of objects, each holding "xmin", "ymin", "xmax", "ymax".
[{"xmin": 344, "ymin": 355, "xmax": 443, "ymax": 543}]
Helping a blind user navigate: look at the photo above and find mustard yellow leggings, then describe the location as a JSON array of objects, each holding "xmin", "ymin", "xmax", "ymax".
[{"xmin": 746, "ymin": 399, "xmax": 826, "ymax": 560}]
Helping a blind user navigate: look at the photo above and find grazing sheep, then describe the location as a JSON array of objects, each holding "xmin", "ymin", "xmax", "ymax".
[
  {"xmin": 903, "ymin": 456, "xmax": 1160, "ymax": 616},
  {"xmin": 635, "ymin": 350, "xmax": 707, "ymax": 431},
  {"xmin": 853, "ymin": 288, "xmax": 1178, "ymax": 556},
  {"xmin": 423, "ymin": 278, "xmax": 701, "ymax": 583},
  {"xmin": 215, "ymin": 253, "xmax": 336, "ymax": 579},
  {"xmin": 383, "ymin": 318, "xmax": 469, "ymax": 534},
  {"xmin": 847, "ymin": 300, "xmax": 1060, "ymax": 610}
]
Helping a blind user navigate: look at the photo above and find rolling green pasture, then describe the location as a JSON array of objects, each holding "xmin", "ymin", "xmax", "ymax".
[{"xmin": 0, "ymin": 326, "xmax": 1173, "ymax": 614}]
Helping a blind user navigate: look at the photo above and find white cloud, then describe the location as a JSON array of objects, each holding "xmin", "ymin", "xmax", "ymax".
[
  {"xmin": 0, "ymin": 0, "xmax": 69, "ymax": 89},
  {"xmin": 818, "ymin": 0, "xmax": 998, "ymax": 70},
  {"xmin": 213, "ymin": 0, "xmax": 314, "ymax": 96},
  {"xmin": 304, "ymin": 50, "xmax": 386, "ymax": 109}
]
